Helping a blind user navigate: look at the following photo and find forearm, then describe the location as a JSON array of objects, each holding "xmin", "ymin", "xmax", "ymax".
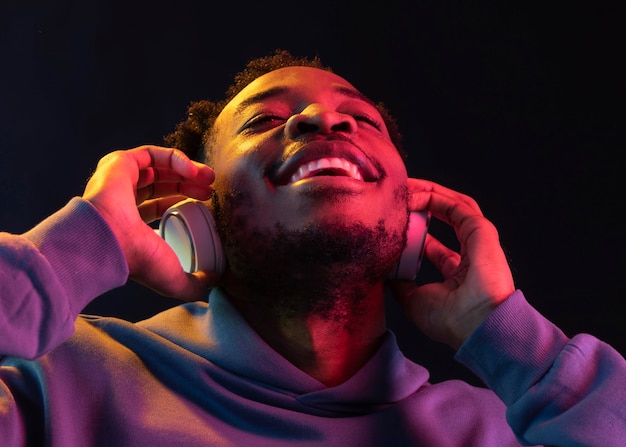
[
  {"xmin": 456, "ymin": 290, "xmax": 626, "ymax": 447},
  {"xmin": 0, "ymin": 198, "xmax": 128, "ymax": 359}
]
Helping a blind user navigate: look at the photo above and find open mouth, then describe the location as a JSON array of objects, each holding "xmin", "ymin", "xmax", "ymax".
[
  {"xmin": 271, "ymin": 142, "xmax": 381, "ymax": 186},
  {"xmin": 289, "ymin": 157, "xmax": 364, "ymax": 184}
]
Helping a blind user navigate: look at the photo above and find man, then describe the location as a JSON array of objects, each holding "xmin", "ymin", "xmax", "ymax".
[{"xmin": 1, "ymin": 50, "xmax": 624, "ymax": 446}]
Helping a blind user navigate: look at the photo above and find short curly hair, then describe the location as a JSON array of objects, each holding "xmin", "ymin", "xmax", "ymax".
[{"xmin": 164, "ymin": 49, "xmax": 404, "ymax": 163}]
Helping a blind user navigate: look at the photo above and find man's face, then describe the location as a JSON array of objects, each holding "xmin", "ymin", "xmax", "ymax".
[{"xmin": 209, "ymin": 66, "xmax": 409, "ymax": 290}]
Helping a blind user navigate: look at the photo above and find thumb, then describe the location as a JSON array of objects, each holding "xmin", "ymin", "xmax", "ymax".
[
  {"xmin": 135, "ymin": 269, "xmax": 220, "ymax": 302},
  {"xmin": 176, "ymin": 270, "xmax": 221, "ymax": 301},
  {"xmin": 388, "ymin": 279, "xmax": 417, "ymax": 309},
  {"xmin": 388, "ymin": 279, "xmax": 431, "ymax": 323}
]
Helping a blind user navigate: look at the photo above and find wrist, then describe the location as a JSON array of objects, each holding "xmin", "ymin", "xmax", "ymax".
[{"xmin": 450, "ymin": 291, "xmax": 514, "ymax": 350}]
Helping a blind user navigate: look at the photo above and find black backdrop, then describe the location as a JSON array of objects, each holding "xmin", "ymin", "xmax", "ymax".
[{"xmin": 1, "ymin": 1, "xmax": 624, "ymax": 385}]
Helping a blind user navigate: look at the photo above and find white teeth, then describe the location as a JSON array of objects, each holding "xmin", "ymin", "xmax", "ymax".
[{"xmin": 289, "ymin": 157, "xmax": 363, "ymax": 184}]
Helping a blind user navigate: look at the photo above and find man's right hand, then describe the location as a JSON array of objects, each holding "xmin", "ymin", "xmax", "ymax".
[{"xmin": 82, "ymin": 145, "xmax": 217, "ymax": 300}]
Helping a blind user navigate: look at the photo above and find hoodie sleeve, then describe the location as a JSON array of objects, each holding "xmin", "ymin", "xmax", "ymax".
[
  {"xmin": 455, "ymin": 290, "xmax": 626, "ymax": 447},
  {"xmin": 0, "ymin": 197, "xmax": 128, "ymax": 359}
]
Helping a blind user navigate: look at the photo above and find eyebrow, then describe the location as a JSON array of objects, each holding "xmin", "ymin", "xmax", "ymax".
[
  {"xmin": 235, "ymin": 87, "xmax": 289, "ymax": 114},
  {"xmin": 234, "ymin": 84, "xmax": 376, "ymax": 114},
  {"xmin": 333, "ymin": 85, "xmax": 377, "ymax": 107}
]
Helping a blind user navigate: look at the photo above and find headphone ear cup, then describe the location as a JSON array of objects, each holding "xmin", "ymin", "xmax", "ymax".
[
  {"xmin": 388, "ymin": 211, "xmax": 430, "ymax": 280},
  {"xmin": 158, "ymin": 199, "xmax": 226, "ymax": 276}
]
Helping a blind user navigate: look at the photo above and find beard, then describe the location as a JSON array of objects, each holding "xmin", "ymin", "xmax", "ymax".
[{"xmin": 212, "ymin": 188, "xmax": 408, "ymax": 322}]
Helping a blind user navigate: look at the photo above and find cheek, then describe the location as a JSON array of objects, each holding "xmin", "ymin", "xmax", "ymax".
[
  {"xmin": 212, "ymin": 130, "xmax": 279, "ymax": 169},
  {"xmin": 378, "ymin": 182, "xmax": 409, "ymax": 227},
  {"xmin": 212, "ymin": 164, "xmax": 276, "ymax": 238},
  {"xmin": 212, "ymin": 142, "xmax": 263, "ymax": 199},
  {"xmin": 389, "ymin": 155, "xmax": 409, "ymax": 183},
  {"xmin": 377, "ymin": 158, "xmax": 408, "ymax": 210}
]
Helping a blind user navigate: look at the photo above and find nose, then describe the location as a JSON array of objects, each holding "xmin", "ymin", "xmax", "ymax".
[{"xmin": 285, "ymin": 104, "xmax": 357, "ymax": 139}]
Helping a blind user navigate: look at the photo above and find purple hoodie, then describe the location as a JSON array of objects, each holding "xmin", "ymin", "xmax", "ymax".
[{"xmin": 1, "ymin": 198, "xmax": 625, "ymax": 446}]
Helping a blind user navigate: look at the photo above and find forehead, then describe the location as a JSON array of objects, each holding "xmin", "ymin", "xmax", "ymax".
[{"xmin": 222, "ymin": 66, "xmax": 367, "ymax": 116}]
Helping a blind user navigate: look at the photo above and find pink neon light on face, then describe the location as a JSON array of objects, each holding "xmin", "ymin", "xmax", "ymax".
[{"xmin": 210, "ymin": 66, "xmax": 409, "ymax": 240}]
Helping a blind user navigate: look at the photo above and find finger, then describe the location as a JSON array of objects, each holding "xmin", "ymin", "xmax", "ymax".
[
  {"xmin": 136, "ymin": 180, "xmax": 212, "ymax": 204},
  {"xmin": 388, "ymin": 279, "xmax": 419, "ymax": 308},
  {"xmin": 407, "ymin": 178, "xmax": 481, "ymax": 214},
  {"xmin": 137, "ymin": 167, "xmax": 213, "ymax": 190},
  {"xmin": 388, "ymin": 280, "xmax": 448, "ymax": 328},
  {"xmin": 409, "ymin": 188, "xmax": 485, "ymax": 242},
  {"xmin": 129, "ymin": 146, "xmax": 215, "ymax": 183},
  {"xmin": 151, "ymin": 148, "xmax": 214, "ymax": 184},
  {"xmin": 423, "ymin": 234, "xmax": 461, "ymax": 279},
  {"xmin": 138, "ymin": 196, "xmax": 189, "ymax": 223},
  {"xmin": 184, "ymin": 270, "xmax": 221, "ymax": 300},
  {"xmin": 137, "ymin": 269, "xmax": 220, "ymax": 302},
  {"xmin": 137, "ymin": 168, "xmax": 180, "ymax": 189}
]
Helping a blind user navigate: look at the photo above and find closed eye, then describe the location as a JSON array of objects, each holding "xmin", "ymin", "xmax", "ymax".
[
  {"xmin": 354, "ymin": 114, "xmax": 382, "ymax": 130},
  {"xmin": 240, "ymin": 115, "xmax": 286, "ymax": 133}
]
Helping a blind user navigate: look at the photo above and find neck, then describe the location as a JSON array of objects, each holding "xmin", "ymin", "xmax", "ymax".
[{"xmin": 223, "ymin": 278, "xmax": 387, "ymax": 387}]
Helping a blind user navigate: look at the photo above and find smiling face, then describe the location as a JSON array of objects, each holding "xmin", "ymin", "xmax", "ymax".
[{"xmin": 209, "ymin": 66, "xmax": 409, "ymax": 311}]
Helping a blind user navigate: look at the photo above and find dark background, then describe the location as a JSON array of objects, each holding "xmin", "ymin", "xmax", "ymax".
[{"xmin": 1, "ymin": 1, "xmax": 624, "ymax": 386}]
